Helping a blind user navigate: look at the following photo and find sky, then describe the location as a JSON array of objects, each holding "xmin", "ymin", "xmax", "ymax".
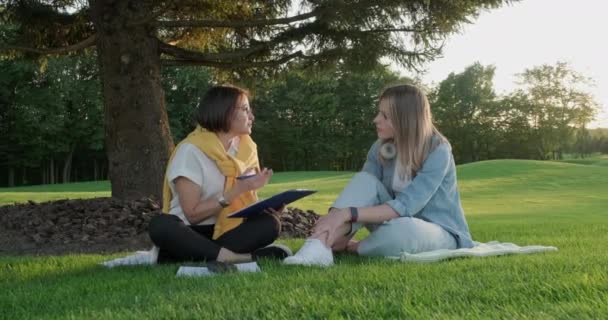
[{"xmin": 408, "ymin": 0, "xmax": 608, "ymax": 128}]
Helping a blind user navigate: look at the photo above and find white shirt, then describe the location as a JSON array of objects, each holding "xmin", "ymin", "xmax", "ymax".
[
  {"xmin": 167, "ymin": 138, "xmax": 239, "ymax": 225},
  {"xmin": 392, "ymin": 159, "xmax": 412, "ymax": 193}
]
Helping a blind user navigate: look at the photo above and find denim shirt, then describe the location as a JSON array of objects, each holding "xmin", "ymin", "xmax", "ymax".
[{"xmin": 362, "ymin": 139, "xmax": 474, "ymax": 248}]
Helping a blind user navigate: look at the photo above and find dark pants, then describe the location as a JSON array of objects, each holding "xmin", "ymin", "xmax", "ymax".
[{"xmin": 148, "ymin": 213, "xmax": 280, "ymax": 263}]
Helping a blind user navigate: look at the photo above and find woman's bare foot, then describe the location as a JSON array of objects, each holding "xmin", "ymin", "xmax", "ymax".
[
  {"xmin": 331, "ymin": 236, "xmax": 349, "ymax": 252},
  {"xmin": 346, "ymin": 240, "xmax": 360, "ymax": 254},
  {"xmin": 331, "ymin": 231, "xmax": 356, "ymax": 252},
  {"xmin": 216, "ymin": 247, "xmax": 252, "ymax": 263}
]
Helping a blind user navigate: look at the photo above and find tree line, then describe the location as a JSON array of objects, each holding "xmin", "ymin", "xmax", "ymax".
[
  {"xmin": 1, "ymin": 56, "xmax": 605, "ymax": 187},
  {"xmin": 3, "ymin": 0, "xmax": 517, "ymax": 200}
]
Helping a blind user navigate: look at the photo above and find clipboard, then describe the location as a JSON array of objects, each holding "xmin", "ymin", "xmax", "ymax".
[{"xmin": 228, "ymin": 189, "xmax": 317, "ymax": 218}]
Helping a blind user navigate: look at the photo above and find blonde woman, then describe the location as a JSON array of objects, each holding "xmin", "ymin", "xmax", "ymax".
[{"xmin": 284, "ymin": 84, "xmax": 474, "ymax": 266}]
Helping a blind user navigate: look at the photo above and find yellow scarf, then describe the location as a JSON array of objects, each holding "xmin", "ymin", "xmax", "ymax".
[{"xmin": 162, "ymin": 126, "xmax": 259, "ymax": 239}]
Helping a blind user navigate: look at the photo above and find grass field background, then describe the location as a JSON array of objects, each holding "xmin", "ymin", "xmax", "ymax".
[{"xmin": 1, "ymin": 157, "xmax": 607, "ymax": 319}]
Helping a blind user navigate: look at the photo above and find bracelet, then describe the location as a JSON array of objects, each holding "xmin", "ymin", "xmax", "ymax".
[
  {"xmin": 218, "ymin": 195, "xmax": 230, "ymax": 208},
  {"xmin": 349, "ymin": 207, "xmax": 359, "ymax": 223}
]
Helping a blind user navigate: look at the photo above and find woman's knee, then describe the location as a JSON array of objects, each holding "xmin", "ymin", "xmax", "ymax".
[
  {"xmin": 260, "ymin": 212, "xmax": 281, "ymax": 241},
  {"xmin": 222, "ymin": 213, "xmax": 280, "ymax": 253},
  {"xmin": 363, "ymin": 217, "xmax": 454, "ymax": 255},
  {"xmin": 384, "ymin": 217, "xmax": 421, "ymax": 245},
  {"xmin": 352, "ymin": 171, "xmax": 382, "ymax": 185},
  {"xmin": 251, "ymin": 213, "xmax": 281, "ymax": 250},
  {"xmin": 358, "ymin": 217, "xmax": 419, "ymax": 256},
  {"xmin": 148, "ymin": 214, "xmax": 178, "ymax": 245},
  {"xmin": 386, "ymin": 217, "xmax": 418, "ymax": 232},
  {"xmin": 333, "ymin": 171, "xmax": 389, "ymax": 209}
]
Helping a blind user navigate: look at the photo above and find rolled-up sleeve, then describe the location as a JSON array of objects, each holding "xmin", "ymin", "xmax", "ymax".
[
  {"xmin": 167, "ymin": 144, "xmax": 204, "ymax": 188},
  {"xmin": 361, "ymin": 140, "xmax": 382, "ymax": 180},
  {"xmin": 386, "ymin": 144, "xmax": 451, "ymax": 217}
]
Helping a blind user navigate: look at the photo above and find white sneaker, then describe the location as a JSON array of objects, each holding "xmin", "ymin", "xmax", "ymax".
[
  {"xmin": 283, "ymin": 239, "xmax": 334, "ymax": 267},
  {"xmin": 100, "ymin": 246, "xmax": 159, "ymax": 268},
  {"xmin": 253, "ymin": 243, "xmax": 293, "ymax": 260}
]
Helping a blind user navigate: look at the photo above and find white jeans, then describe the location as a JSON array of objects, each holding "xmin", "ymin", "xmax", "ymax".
[{"xmin": 332, "ymin": 172, "xmax": 457, "ymax": 257}]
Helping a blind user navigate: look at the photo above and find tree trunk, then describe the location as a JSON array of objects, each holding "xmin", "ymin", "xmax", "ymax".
[
  {"xmin": 281, "ymin": 155, "xmax": 286, "ymax": 172},
  {"xmin": 8, "ymin": 167, "xmax": 15, "ymax": 187},
  {"xmin": 90, "ymin": 0, "xmax": 174, "ymax": 200},
  {"xmin": 93, "ymin": 159, "xmax": 98, "ymax": 181},
  {"xmin": 100, "ymin": 161, "xmax": 107, "ymax": 180},
  {"xmin": 50, "ymin": 158, "xmax": 55, "ymax": 184},
  {"xmin": 42, "ymin": 164, "xmax": 47, "ymax": 185},
  {"xmin": 63, "ymin": 146, "xmax": 75, "ymax": 183}
]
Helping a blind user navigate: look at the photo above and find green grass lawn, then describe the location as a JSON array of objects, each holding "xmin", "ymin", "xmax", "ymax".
[
  {"xmin": 1, "ymin": 160, "xmax": 607, "ymax": 319},
  {"xmin": 0, "ymin": 181, "xmax": 111, "ymax": 205},
  {"xmin": 557, "ymin": 153, "xmax": 608, "ymax": 167}
]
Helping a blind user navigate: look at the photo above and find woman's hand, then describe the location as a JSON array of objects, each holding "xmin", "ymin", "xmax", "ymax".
[
  {"xmin": 264, "ymin": 204, "xmax": 285, "ymax": 216},
  {"xmin": 234, "ymin": 168, "xmax": 273, "ymax": 194},
  {"xmin": 311, "ymin": 208, "xmax": 350, "ymax": 246}
]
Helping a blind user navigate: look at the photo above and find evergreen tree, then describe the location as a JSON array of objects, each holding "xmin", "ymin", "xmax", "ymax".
[{"xmin": 0, "ymin": 0, "xmax": 516, "ymax": 199}]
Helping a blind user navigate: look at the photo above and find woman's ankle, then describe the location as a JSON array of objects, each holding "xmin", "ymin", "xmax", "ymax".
[
  {"xmin": 307, "ymin": 232, "xmax": 330, "ymax": 247},
  {"xmin": 216, "ymin": 248, "xmax": 252, "ymax": 263},
  {"xmin": 331, "ymin": 235, "xmax": 352, "ymax": 252},
  {"xmin": 346, "ymin": 240, "xmax": 360, "ymax": 254}
]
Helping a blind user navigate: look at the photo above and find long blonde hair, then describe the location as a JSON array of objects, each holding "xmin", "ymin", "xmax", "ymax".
[{"xmin": 379, "ymin": 84, "xmax": 447, "ymax": 177}]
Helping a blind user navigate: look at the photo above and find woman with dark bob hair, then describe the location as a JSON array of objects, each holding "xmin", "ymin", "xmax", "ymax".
[{"xmin": 149, "ymin": 85, "xmax": 291, "ymax": 263}]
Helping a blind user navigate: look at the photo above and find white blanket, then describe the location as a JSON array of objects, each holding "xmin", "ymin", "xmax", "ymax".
[
  {"xmin": 387, "ymin": 241, "xmax": 558, "ymax": 263},
  {"xmin": 100, "ymin": 241, "xmax": 558, "ymax": 267}
]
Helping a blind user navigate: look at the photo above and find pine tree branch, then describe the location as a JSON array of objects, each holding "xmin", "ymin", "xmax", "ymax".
[
  {"xmin": 161, "ymin": 50, "xmax": 304, "ymax": 68},
  {"xmin": 157, "ymin": 19, "xmax": 436, "ymax": 68},
  {"xmin": 156, "ymin": 10, "xmax": 317, "ymax": 28},
  {"xmin": 157, "ymin": 19, "xmax": 320, "ymax": 62},
  {"xmin": 158, "ymin": 40, "xmax": 268, "ymax": 62},
  {"xmin": 361, "ymin": 27, "xmax": 429, "ymax": 33},
  {"xmin": 0, "ymin": 35, "xmax": 97, "ymax": 54},
  {"xmin": 128, "ymin": 2, "xmax": 176, "ymax": 27},
  {"xmin": 161, "ymin": 47, "xmax": 349, "ymax": 68}
]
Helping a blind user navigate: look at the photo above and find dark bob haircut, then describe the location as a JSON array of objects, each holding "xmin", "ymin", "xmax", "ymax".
[{"xmin": 195, "ymin": 85, "xmax": 249, "ymax": 132}]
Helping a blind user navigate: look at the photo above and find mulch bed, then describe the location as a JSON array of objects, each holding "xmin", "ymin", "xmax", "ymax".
[{"xmin": 0, "ymin": 197, "xmax": 320, "ymax": 256}]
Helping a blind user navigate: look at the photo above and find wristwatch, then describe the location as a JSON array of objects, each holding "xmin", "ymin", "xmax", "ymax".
[
  {"xmin": 349, "ymin": 207, "xmax": 359, "ymax": 223},
  {"xmin": 218, "ymin": 195, "xmax": 230, "ymax": 208}
]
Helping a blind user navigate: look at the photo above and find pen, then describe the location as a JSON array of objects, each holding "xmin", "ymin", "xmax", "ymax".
[{"xmin": 236, "ymin": 174, "xmax": 257, "ymax": 180}]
